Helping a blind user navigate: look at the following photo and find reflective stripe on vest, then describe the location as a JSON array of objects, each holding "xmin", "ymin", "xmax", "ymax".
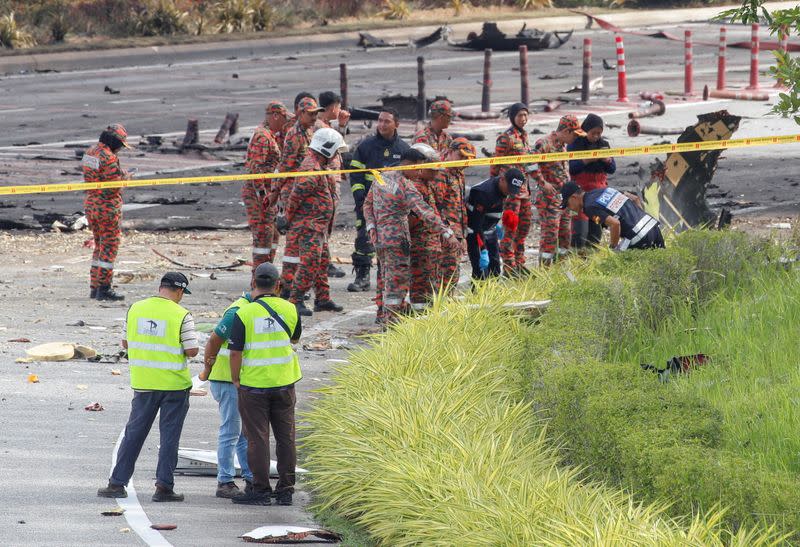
[
  {"xmin": 126, "ymin": 296, "xmax": 191, "ymax": 391},
  {"xmin": 630, "ymin": 216, "xmax": 658, "ymax": 246},
  {"xmin": 236, "ymin": 297, "xmax": 301, "ymax": 389},
  {"xmin": 209, "ymin": 295, "xmax": 252, "ymax": 383}
]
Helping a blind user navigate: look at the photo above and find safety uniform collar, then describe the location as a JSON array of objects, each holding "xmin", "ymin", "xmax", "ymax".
[{"xmin": 375, "ymin": 130, "xmax": 399, "ymax": 145}]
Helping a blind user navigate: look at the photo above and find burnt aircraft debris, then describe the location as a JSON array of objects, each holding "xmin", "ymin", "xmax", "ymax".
[
  {"xmin": 357, "ymin": 26, "xmax": 449, "ymax": 50},
  {"xmin": 450, "ymin": 22, "xmax": 573, "ymax": 51},
  {"xmin": 642, "ymin": 110, "xmax": 742, "ymax": 232}
]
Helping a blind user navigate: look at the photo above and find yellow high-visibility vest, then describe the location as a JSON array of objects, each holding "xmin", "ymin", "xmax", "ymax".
[
  {"xmin": 209, "ymin": 294, "xmax": 252, "ymax": 383},
  {"xmin": 236, "ymin": 297, "xmax": 301, "ymax": 389},
  {"xmin": 126, "ymin": 296, "xmax": 191, "ymax": 391}
]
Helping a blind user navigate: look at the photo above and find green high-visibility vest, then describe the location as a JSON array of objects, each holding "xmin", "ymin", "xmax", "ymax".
[
  {"xmin": 209, "ymin": 294, "xmax": 252, "ymax": 383},
  {"xmin": 126, "ymin": 296, "xmax": 191, "ymax": 391},
  {"xmin": 236, "ymin": 297, "xmax": 301, "ymax": 389}
]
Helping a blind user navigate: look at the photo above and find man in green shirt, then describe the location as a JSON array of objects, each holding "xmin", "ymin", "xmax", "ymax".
[{"xmin": 200, "ymin": 288, "xmax": 255, "ymax": 498}]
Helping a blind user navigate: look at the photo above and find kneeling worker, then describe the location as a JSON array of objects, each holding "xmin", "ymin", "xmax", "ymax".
[
  {"xmin": 465, "ymin": 168, "xmax": 526, "ymax": 279},
  {"xmin": 228, "ymin": 263, "xmax": 302, "ymax": 506},
  {"xmin": 560, "ymin": 182, "xmax": 664, "ymax": 250}
]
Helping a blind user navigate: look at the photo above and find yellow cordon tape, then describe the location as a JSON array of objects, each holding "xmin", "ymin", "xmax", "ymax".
[{"xmin": 1, "ymin": 134, "xmax": 798, "ymax": 196}]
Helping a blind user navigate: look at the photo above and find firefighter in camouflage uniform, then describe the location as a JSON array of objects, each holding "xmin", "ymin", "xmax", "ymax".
[
  {"xmin": 412, "ymin": 100, "xmax": 453, "ymax": 156},
  {"xmin": 490, "ymin": 103, "xmax": 533, "ymax": 275},
  {"xmin": 434, "ymin": 137, "xmax": 475, "ymax": 288},
  {"xmin": 269, "ymin": 97, "xmax": 324, "ymax": 290},
  {"xmin": 82, "ymin": 123, "xmax": 130, "ymax": 301},
  {"xmin": 284, "ymin": 128, "xmax": 347, "ymax": 317},
  {"xmin": 407, "ymin": 143, "xmax": 448, "ymax": 311},
  {"xmin": 363, "ymin": 147, "xmax": 459, "ymax": 325},
  {"xmin": 530, "ymin": 115, "xmax": 584, "ymax": 266},
  {"xmin": 244, "ymin": 101, "xmax": 288, "ymax": 269},
  {"xmin": 346, "ymin": 108, "xmax": 410, "ymax": 293}
]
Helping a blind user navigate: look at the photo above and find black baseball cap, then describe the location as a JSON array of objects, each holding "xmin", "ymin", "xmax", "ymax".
[
  {"xmin": 161, "ymin": 272, "xmax": 191, "ymax": 294},
  {"xmin": 560, "ymin": 181, "xmax": 581, "ymax": 209},
  {"xmin": 503, "ymin": 168, "xmax": 526, "ymax": 195},
  {"xmin": 254, "ymin": 262, "xmax": 280, "ymax": 283}
]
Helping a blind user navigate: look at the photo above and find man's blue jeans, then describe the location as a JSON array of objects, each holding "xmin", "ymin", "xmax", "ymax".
[
  {"xmin": 110, "ymin": 389, "xmax": 190, "ymax": 490},
  {"xmin": 210, "ymin": 380, "xmax": 252, "ymax": 483}
]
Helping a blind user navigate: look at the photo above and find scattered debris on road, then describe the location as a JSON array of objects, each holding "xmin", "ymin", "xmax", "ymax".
[
  {"xmin": 84, "ymin": 402, "xmax": 104, "ymax": 411},
  {"xmin": 450, "ymin": 22, "xmax": 572, "ymax": 51},
  {"xmin": 151, "ymin": 248, "xmax": 247, "ymax": 271},
  {"xmin": 241, "ymin": 525, "xmax": 342, "ymax": 544}
]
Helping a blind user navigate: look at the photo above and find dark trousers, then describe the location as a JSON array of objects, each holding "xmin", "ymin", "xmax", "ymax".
[
  {"xmin": 572, "ymin": 219, "xmax": 603, "ymax": 248},
  {"xmin": 632, "ymin": 228, "xmax": 665, "ymax": 250},
  {"xmin": 238, "ymin": 386, "xmax": 296, "ymax": 494},
  {"xmin": 352, "ymin": 199, "xmax": 375, "ymax": 268},
  {"xmin": 110, "ymin": 389, "xmax": 190, "ymax": 490},
  {"xmin": 467, "ymin": 230, "xmax": 501, "ymax": 279}
]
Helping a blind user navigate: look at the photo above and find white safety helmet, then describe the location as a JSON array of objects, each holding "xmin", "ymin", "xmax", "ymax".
[
  {"xmin": 409, "ymin": 142, "xmax": 440, "ymax": 163},
  {"xmin": 309, "ymin": 127, "xmax": 346, "ymax": 159}
]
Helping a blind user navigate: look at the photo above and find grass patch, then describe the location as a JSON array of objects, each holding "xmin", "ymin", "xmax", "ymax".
[
  {"xmin": 302, "ymin": 237, "xmax": 784, "ymax": 544},
  {"xmin": 313, "ymin": 507, "xmax": 376, "ymax": 547},
  {"xmin": 526, "ymin": 230, "xmax": 800, "ymax": 539}
]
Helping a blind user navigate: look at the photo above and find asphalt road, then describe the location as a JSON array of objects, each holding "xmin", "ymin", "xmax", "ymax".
[{"xmin": 0, "ymin": 20, "xmax": 781, "ymax": 145}]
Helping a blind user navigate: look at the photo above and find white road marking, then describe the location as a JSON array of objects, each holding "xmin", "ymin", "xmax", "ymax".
[
  {"xmin": 0, "ymin": 107, "xmax": 35, "ymax": 114},
  {"xmin": 110, "ymin": 429, "xmax": 173, "ymax": 546},
  {"xmin": 110, "ymin": 98, "xmax": 162, "ymax": 104}
]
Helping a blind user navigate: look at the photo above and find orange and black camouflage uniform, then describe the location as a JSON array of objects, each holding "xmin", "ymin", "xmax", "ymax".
[
  {"xmin": 272, "ymin": 121, "xmax": 313, "ymax": 285},
  {"xmin": 82, "ymin": 143, "xmax": 124, "ymax": 291},
  {"xmin": 244, "ymin": 123, "xmax": 282, "ymax": 267},
  {"xmin": 433, "ymin": 167, "xmax": 468, "ymax": 286},
  {"xmin": 531, "ymin": 133, "xmax": 572, "ymax": 261},
  {"xmin": 408, "ymin": 174, "xmax": 443, "ymax": 309},
  {"xmin": 490, "ymin": 126, "xmax": 533, "ymax": 271},
  {"xmin": 364, "ymin": 171, "xmax": 453, "ymax": 321},
  {"xmin": 284, "ymin": 153, "xmax": 336, "ymax": 304},
  {"xmin": 412, "ymin": 125, "xmax": 452, "ymax": 158}
]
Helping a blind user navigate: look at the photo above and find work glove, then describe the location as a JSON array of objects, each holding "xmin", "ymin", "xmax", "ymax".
[
  {"xmin": 502, "ymin": 210, "xmax": 519, "ymax": 234},
  {"xmin": 443, "ymin": 233, "xmax": 460, "ymax": 251},
  {"xmin": 276, "ymin": 215, "xmax": 289, "ymax": 235},
  {"xmin": 479, "ymin": 249, "xmax": 489, "ymax": 272}
]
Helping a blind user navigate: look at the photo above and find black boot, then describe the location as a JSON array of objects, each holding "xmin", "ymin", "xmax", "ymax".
[
  {"xmin": 294, "ymin": 300, "xmax": 313, "ymax": 317},
  {"xmin": 314, "ymin": 299, "xmax": 344, "ymax": 312},
  {"xmin": 327, "ymin": 263, "xmax": 346, "ymax": 278},
  {"xmin": 347, "ymin": 265, "xmax": 371, "ymax": 292},
  {"xmin": 96, "ymin": 285, "xmax": 124, "ymax": 301}
]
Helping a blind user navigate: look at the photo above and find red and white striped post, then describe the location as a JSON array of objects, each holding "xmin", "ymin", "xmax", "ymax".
[
  {"xmin": 684, "ymin": 30, "xmax": 694, "ymax": 96},
  {"xmin": 716, "ymin": 26, "xmax": 727, "ymax": 90},
  {"xmin": 581, "ymin": 38, "xmax": 592, "ymax": 104},
  {"xmin": 775, "ymin": 25, "xmax": 789, "ymax": 89},
  {"xmin": 747, "ymin": 23, "xmax": 760, "ymax": 90},
  {"xmin": 615, "ymin": 34, "xmax": 628, "ymax": 102}
]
